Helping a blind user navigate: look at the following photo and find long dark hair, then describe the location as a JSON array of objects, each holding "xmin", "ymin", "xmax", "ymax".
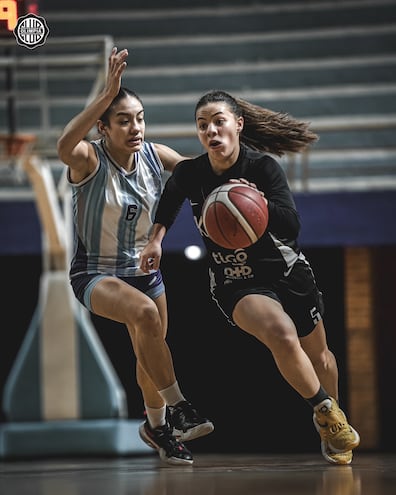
[{"xmin": 195, "ymin": 90, "xmax": 318, "ymax": 156}]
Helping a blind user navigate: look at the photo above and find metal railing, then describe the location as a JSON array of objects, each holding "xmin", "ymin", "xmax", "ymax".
[
  {"xmin": 145, "ymin": 115, "xmax": 396, "ymax": 191},
  {"xmin": 0, "ymin": 35, "xmax": 114, "ymax": 154},
  {"xmin": 1, "ymin": 35, "xmax": 395, "ymax": 192}
]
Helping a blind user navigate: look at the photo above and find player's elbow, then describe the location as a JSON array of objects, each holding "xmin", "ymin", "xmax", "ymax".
[
  {"xmin": 56, "ymin": 135, "xmax": 69, "ymax": 163},
  {"xmin": 286, "ymin": 215, "xmax": 301, "ymax": 239}
]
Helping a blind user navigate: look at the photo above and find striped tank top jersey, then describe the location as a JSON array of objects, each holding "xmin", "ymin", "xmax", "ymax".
[{"xmin": 68, "ymin": 139, "xmax": 164, "ymax": 279}]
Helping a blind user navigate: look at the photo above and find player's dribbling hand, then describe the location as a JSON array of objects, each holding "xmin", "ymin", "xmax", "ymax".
[
  {"xmin": 228, "ymin": 178, "xmax": 267, "ymax": 203},
  {"xmin": 140, "ymin": 242, "xmax": 162, "ymax": 273}
]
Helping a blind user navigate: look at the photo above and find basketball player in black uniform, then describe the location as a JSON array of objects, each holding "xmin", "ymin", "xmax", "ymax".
[{"xmin": 140, "ymin": 90, "xmax": 360, "ymax": 465}]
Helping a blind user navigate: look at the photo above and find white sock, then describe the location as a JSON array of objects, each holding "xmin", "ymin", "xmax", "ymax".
[
  {"xmin": 159, "ymin": 381, "xmax": 186, "ymax": 407},
  {"xmin": 145, "ymin": 405, "xmax": 167, "ymax": 429}
]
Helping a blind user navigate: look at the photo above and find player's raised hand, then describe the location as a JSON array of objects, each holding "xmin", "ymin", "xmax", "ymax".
[{"xmin": 105, "ymin": 47, "xmax": 128, "ymax": 98}]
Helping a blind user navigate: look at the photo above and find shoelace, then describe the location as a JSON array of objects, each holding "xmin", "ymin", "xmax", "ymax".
[
  {"xmin": 316, "ymin": 410, "xmax": 348, "ymax": 435},
  {"xmin": 159, "ymin": 430, "xmax": 186, "ymax": 453},
  {"xmin": 176, "ymin": 403, "xmax": 200, "ymax": 421}
]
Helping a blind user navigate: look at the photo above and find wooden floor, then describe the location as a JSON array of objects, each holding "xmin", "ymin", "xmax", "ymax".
[{"xmin": 1, "ymin": 452, "xmax": 395, "ymax": 495}]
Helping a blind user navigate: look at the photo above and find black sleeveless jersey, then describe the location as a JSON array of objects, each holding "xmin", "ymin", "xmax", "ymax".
[{"xmin": 155, "ymin": 143, "xmax": 304, "ymax": 284}]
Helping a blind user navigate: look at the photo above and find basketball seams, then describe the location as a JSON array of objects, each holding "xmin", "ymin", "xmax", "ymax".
[
  {"xmin": 202, "ymin": 182, "xmax": 268, "ymax": 249},
  {"xmin": 214, "ymin": 200, "xmax": 253, "ymax": 248},
  {"xmin": 216, "ymin": 192, "xmax": 259, "ymax": 243}
]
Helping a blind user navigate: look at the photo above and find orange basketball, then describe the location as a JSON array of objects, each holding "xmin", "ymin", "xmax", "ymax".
[{"xmin": 202, "ymin": 183, "xmax": 268, "ymax": 249}]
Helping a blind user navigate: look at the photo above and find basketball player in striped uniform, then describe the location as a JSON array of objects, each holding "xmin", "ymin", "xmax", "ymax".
[
  {"xmin": 140, "ymin": 90, "xmax": 360, "ymax": 465},
  {"xmin": 57, "ymin": 47, "xmax": 213, "ymax": 465}
]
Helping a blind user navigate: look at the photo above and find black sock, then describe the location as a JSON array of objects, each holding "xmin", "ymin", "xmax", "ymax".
[{"xmin": 306, "ymin": 386, "xmax": 330, "ymax": 409}]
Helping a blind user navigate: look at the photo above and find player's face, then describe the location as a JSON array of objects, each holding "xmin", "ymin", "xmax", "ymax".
[
  {"xmin": 196, "ymin": 102, "xmax": 243, "ymax": 164},
  {"xmin": 104, "ymin": 95, "xmax": 146, "ymax": 154}
]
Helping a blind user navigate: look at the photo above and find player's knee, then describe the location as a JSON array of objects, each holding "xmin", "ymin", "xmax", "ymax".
[
  {"xmin": 266, "ymin": 319, "xmax": 299, "ymax": 354},
  {"xmin": 127, "ymin": 299, "xmax": 160, "ymax": 332}
]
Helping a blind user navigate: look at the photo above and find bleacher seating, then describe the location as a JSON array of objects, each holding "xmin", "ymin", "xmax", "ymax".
[{"xmin": 1, "ymin": 0, "xmax": 395, "ymax": 189}]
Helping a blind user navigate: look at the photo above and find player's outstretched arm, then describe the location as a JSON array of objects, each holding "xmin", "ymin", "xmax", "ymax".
[{"xmin": 57, "ymin": 47, "xmax": 128, "ymax": 171}]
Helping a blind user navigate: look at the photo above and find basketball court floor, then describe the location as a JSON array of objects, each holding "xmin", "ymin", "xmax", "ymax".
[{"xmin": 1, "ymin": 452, "xmax": 395, "ymax": 495}]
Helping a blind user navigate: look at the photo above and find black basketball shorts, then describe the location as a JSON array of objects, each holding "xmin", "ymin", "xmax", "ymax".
[{"xmin": 210, "ymin": 259, "xmax": 325, "ymax": 337}]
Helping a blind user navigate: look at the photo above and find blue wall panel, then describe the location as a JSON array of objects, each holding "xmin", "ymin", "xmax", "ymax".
[
  {"xmin": 1, "ymin": 190, "xmax": 395, "ymax": 256},
  {"xmin": 295, "ymin": 190, "xmax": 396, "ymax": 247},
  {"xmin": 0, "ymin": 202, "xmax": 42, "ymax": 255}
]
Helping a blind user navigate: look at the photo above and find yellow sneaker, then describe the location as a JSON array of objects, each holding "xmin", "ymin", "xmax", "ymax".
[
  {"xmin": 320, "ymin": 440, "xmax": 353, "ymax": 465},
  {"xmin": 313, "ymin": 398, "xmax": 360, "ymax": 454}
]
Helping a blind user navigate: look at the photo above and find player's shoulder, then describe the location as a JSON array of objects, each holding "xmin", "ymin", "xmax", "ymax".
[
  {"xmin": 170, "ymin": 155, "xmax": 206, "ymax": 193},
  {"xmin": 244, "ymin": 144, "xmax": 276, "ymax": 163},
  {"xmin": 141, "ymin": 140, "xmax": 159, "ymax": 159},
  {"xmin": 243, "ymin": 145, "xmax": 280, "ymax": 171},
  {"xmin": 174, "ymin": 154, "xmax": 205, "ymax": 174}
]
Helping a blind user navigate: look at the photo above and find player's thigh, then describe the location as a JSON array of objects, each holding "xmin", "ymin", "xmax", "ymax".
[
  {"xmin": 91, "ymin": 276, "xmax": 157, "ymax": 324},
  {"xmin": 233, "ymin": 293, "xmax": 294, "ymax": 341}
]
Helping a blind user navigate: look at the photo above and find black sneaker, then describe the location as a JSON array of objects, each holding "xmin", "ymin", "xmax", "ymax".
[
  {"xmin": 168, "ymin": 400, "xmax": 214, "ymax": 442},
  {"xmin": 138, "ymin": 420, "xmax": 193, "ymax": 465}
]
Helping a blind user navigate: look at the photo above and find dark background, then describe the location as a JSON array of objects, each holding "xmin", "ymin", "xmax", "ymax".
[
  {"xmin": 0, "ymin": 246, "xmax": 346, "ymax": 454},
  {"xmin": 1, "ymin": 0, "xmax": 395, "ymax": 455}
]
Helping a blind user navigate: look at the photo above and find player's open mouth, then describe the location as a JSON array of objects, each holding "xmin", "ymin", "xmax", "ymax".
[
  {"xmin": 209, "ymin": 140, "xmax": 221, "ymax": 148},
  {"xmin": 128, "ymin": 138, "xmax": 142, "ymax": 146}
]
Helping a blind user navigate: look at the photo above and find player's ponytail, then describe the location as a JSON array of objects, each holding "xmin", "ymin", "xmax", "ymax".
[
  {"xmin": 195, "ymin": 90, "xmax": 318, "ymax": 156},
  {"xmin": 236, "ymin": 97, "xmax": 318, "ymax": 156}
]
